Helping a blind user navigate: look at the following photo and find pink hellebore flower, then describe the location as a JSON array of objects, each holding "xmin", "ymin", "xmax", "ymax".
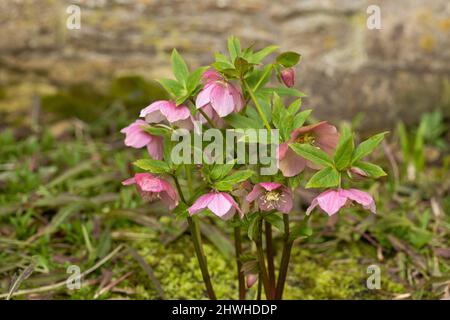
[
  {"xmin": 122, "ymin": 173, "xmax": 179, "ymax": 210},
  {"xmin": 120, "ymin": 119, "xmax": 163, "ymax": 160},
  {"xmin": 140, "ymin": 100, "xmax": 193, "ymax": 130},
  {"xmin": 196, "ymin": 70, "xmax": 244, "ymax": 118},
  {"xmin": 306, "ymin": 188, "xmax": 376, "ymax": 216},
  {"xmin": 188, "ymin": 191, "xmax": 243, "ymax": 220},
  {"xmin": 278, "ymin": 121, "xmax": 340, "ymax": 177},
  {"xmin": 280, "ymin": 68, "xmax": 296, "ymax": 88},
  {"xmin": 246, "ymin": 182, "xmax": 293, "ymax": 214}
]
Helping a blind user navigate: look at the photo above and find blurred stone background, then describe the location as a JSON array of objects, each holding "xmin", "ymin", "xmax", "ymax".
[{"xmin": 0, "ymin": 0, "xmax": 449, "ymax": 131}]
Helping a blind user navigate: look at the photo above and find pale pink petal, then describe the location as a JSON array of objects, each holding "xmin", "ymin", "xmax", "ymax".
[
  {"xmin": 210, "ymin": 84, "xmax": 235, "ymax": 117},
  {"xmin": 146, "ymin": 136, "xmax": 164, "ymax": 160},
  {"xmin": 220, "ymin": 192, "xmax": 243, "ymax": 217},
  {"xmin": 277, "ymin": 143, "xmax": 289, "ymax": 159},
  {"xmin": 188, "ymin": 193, "xmax": 215, "ymax": 215},
  {"xmin": 207, "ymin": 193, "xmax": 233, "ymax": 217},
  {"xmin": 140, "ymin": 101, "xmax": 169, "ymax": 122},
  {"xmin": 196, "ymin": 83, "xmax": 214, "ymax": 109},
  {"xmin": 121, "ymin": 120, "xmax": 152, "ymax": 149},
  {"xmin": 246, "ymin": 274, "xmax": 258, "ymax": 288},
  {"xmin": 160, "ymin": 103, "xmax": 191, "ymax": 123},
  {"xmin": 160, "ymin": 191, "xmax": 178, "ymax": 210},
  {"xmin": 229, "ymin": 84, "xmax": 244, "ymax": 112},
  {"xmin": 122, "ymin": 177, "xmax": 136, "ymax": 186},
  {"xmin": 342, "ymin": 189, "xmax": 376, "ymax": 214},
  {"xmin": 135, "ymin": 173, "xmax": 165, "ymax": 192},
  {"xmin": 316, "ymin": 189, "xmax": 347, "ymax": 216},
  {"xmin": 306, "ymin": 198, "xmax": 319, "ymax": 215}
]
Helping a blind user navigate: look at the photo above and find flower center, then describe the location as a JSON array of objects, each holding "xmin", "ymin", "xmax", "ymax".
[
  {"xmin": 295, "ymin": 133, "xmax": 315, "ymax": 145},
  {"xmin": 264, "ymin": 190, "xmax": 281, "ymax": 202}
]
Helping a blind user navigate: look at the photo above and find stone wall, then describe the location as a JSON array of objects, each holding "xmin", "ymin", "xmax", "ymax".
[{"xmin": 1, "ymin": 0, "xmax": 449, "ymax": 131}]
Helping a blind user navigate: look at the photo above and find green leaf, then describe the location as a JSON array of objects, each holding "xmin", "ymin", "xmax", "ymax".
[
  {"xmin": 353, "ymin": 161, "xmax": 387, "ymax": 178},
  {"xmin": 171, "ymin": 49, "xmax": 189, "ymax": 84},
  {"xmin": 234, "ymin": 57, "xmax": 253, "ymax": 76},
  {"xmin": 261, "ymin": 87, "xmax": 306, "ymax": 98},
  {"xmin": 249, "ymin": 45, "xmax": 279, "ymax": 63},
  {"xmin": 225, "ymin": 113, "xmax": 263, "ymax": 129},
  {"xmin": 210, "ymin": 162, "xmax": 235, "ymax": 181},
  {"xmin": 214, "ymin": 170, "xmax": 253, "ymax": 191},
  {"xmin": 289, "ymin": 143, "xmax": 334, "ymax": 167},
  {"xmin": 305, "ymin": 167, "xmax": 340, "ymax": 189},
  {"xmin": 287, "ymin": 99, "xmax": 302, "ymax": 115},
  {"xmin": 247, "ymin": 214, "xmax": 261, "ymax": 241},
  {"xmin": 334, "ymin": 130, "xmax": 354, "ymax": 170},
  {"xmin": 142, "ymin": 125, "xmax": 170, "ymax": 137},
  {"xmin": 352, "ymin": 131, "xmax": 388, "ymax": 163},
  {"xmin": 289, "ymin": 223, "xmax": 313, "ymax": 241},
  {"xmin": 276, "ymin": 51, "xmax": 301, "ymax": 67},
  {"xmin": 227, "ymin": 36, "xmax": 241, "ymax": 62},
  {"xmin": 264, "ymin": 213, "xmax": 284, "ymax": 231},
  {"xmin": 186, "ymin": 66, "xmax": 208, "ymax": 93},
  {"xmin": 292, "ymin": 109, "xmax": 312, "ymax": 129},
  {"xmin": 157, "ymin": 78, "xmax": 185, "ymax": 97},
  {"xmin": 133, "ymin": 159, "xmax": 171, "ymax": 174}
]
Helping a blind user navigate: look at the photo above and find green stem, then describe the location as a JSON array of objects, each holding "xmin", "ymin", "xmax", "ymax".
[
  {"xmin": 234, "ymin": 226, "xmax": 246, "ymax": 300},
  {"xmin": 275, "ymin": 214, "xmax": 293, "ymax": 300},
  {"xmin": 265, "ymin": 220, "xmax": 276, "ymax": 298},
  {"xmin": 243, "ymin": 79, "xmax": 272, "ymax": 132},
  {"xmin": 172, "ymin": 175, "xmax": 216, "ymax": 300},
  {"xmin": 253, "ymin": 64, "xmax": 273, "ymax": 92},
  {"xmin": 255, "ymin": 219, "xmax": 271, "ymax": 299}
]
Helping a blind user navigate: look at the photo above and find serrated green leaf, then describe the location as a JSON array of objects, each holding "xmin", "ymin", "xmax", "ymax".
[
  {"xmin": 305, "ymin": 167, "xmax": 340, "ymax": 189},
  {"xmin": 353, "ymin": 161, "xmax": 387, "ymax": 178},
  {"xmin": 289, "ymin": 143, "xmax": 334, "ymax": 167},
  {"xmin": 352, "ymin": 131, "xmax": 388, "ymax": 163},
  {"xmin": 133, "ymin": 159, "xmax": 171, "ymax": 174},
  {"xmin": 276, "ymin": 51, "xmax": 301, "ymax": 67},
  {"xmin": 171, "ymin": 49, "xmax": 189, "ymax": 84}
]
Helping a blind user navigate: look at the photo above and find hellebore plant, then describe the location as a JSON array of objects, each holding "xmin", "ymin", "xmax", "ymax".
[{"xmin": 121, "ymin": 36, "xmax": 388, "ymax": 300}]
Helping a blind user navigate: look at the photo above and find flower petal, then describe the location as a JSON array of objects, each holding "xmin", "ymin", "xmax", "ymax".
[
  {"xmin": 278, "ymin": 148, "xmax": 306, "ymax": 177},
  {"xmin": 316, "ymin": 189, "xmax": 347, "ymax": 216},
  {"xmin": 188, "ymin": 193, "xmax": 214, "ymax": 215}
]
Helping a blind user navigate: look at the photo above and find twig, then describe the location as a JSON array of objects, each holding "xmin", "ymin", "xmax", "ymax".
[
  {"xmin": 128, "ymin": 246, "xmax": 165, "ymax": 299},
  {"xmin": 0, "ymin": 245, "xmax": 124, "ymax": 299}
]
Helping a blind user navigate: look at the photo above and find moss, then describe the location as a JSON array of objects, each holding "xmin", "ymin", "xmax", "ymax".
[{"xmin": 87, "ymin": 227, "xmax": 405, "ymax": 300}]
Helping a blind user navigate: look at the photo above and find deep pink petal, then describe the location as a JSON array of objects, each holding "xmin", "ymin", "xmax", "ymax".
[
  {"xmin": 202, "ymin": 70, "xmax": 222, "ymax": 84},
  {"xmin": 276, "ymin": 187, "xmax": 293, "ymax": 213},
  {"xmin": 278, "ymin": 148, "xmax": 306, "ymax": 177},
  {"xmin": 246, "ymin": 185, "xmax": 264, "ymax": 202},
  {"xmin": 259, "ymin": 182, "xmax": 282, "ymax": 191}
]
